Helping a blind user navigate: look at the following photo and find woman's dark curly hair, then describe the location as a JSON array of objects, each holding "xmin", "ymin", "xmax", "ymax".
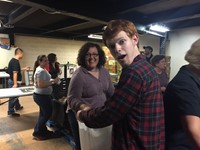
[{"xmin": 77, "ymin": 42, "xmax": 106, "ymax": 68}]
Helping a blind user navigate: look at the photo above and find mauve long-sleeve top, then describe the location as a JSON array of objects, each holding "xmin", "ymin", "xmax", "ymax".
[{"xmin": 67, "ymin": 66, "xmax": 114, "ymax": 111}]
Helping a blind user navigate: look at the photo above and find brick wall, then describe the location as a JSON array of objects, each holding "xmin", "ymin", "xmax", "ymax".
[
  {"xmin": 15, "ymin": 35, "xmax": 93, "ymax": 69},
  {"xmin": 0, "ymin": 34, "xmax": 160, "ymax": 69}
]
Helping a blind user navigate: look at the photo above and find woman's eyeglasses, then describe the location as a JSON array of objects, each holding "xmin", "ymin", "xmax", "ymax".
[{"xmin": 85, "ymin": 53, "xmax": 99, "ymax": 57}]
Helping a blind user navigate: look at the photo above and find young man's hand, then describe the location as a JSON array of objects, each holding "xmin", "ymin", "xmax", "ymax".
[
  {"xmin": 76, "ymin": 110, "xmax": 82, "ymax": 122},
  {"xmin": 76, "ymin": 105, "xmax": 91, "ymax": 122}
]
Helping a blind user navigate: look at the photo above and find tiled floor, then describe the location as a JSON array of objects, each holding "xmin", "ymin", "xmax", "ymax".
[{"xmin": 0, "ymin": 96, "xmax": 72, "ymax": 150}]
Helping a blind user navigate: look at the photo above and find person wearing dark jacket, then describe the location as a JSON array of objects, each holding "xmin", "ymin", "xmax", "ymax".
[
  {"xmin": 151, "ymin": 55, "xmax": 169, "ymax": 93},
  {"xmin": 46, "ymin": 53, "xmax": 61, "ymax": 99},
  {"xmin": 143, "ymin": 46, "xmax": 153, "ymax": 63},
  {"xmin": 164, "ymin": 38, "xmax": 200, "ymax": 150}
]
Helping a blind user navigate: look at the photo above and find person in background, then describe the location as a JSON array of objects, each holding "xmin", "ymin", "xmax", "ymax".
[
  {"xmin": 164, "ymin": 38, "xmax": 200, "ymax": 150},
  {"xmin": 67, "ymin": 42, "xmax": 114, "ymax": 150},
  {"xmin": 76, "ymin": 20, "xmax": 165, "ymax": 150},
  {"xmin": 32, "ymin": 55, "xmax": 59, "ymax": 140},
  {"xmin": 7, "ymin": 48, "xmax": 30, "ymax": 117},
  {"xmin": 46, "ymin": 53, "xmax": 60, "ymax": 80},
  {"xmin": 46, "ymin": 53, "xmax": 61, "ymax": 99},
  {"xmin": 143, "ymin": 46, "xmax": 153, "ymax": 63},
  {"xmin": 151, "ymin": 55, "xmax": 169, "ymax": 93}
]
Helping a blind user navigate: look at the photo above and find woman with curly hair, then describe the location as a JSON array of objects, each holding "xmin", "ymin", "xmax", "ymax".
[{"xmin": 67, "ymin": 42, "xmax": 114, "ymax": 150}]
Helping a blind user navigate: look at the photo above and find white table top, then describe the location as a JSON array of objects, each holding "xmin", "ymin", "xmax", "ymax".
[
  {"xmin": 0, "ymin": 86, "xmax": 34, "ymax": 98},
  {"xmin": 0, "ymin": 71, "xmax": 10, "ymax": 78}
]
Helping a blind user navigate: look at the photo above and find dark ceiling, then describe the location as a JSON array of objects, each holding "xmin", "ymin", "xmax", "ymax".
[{"xmin": 0, "ymin": 0, "xmax": 200, "ymax": 43}]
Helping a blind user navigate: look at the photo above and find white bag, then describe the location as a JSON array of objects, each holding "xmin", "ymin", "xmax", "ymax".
[{"xmin": 78, "ymin": 121, "xmax": 112, "ymax": 150}]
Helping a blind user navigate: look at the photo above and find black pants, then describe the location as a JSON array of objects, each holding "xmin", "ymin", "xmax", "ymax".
[
  {"xmin": 8, "ymin": 79, "xmax": 21, "ymax": 114},
  {"xmin": 33, "ymin": 93, "xmax": 52, "ymax": 136}
]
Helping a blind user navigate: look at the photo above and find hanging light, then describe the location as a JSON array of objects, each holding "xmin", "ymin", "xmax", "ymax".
[
  {"xmin": 150, "ymin": 24, "xmax": 170, "ymax": 33},
  {"xmin": 88, "ymin": 34, "xmax": 103, "ymax": 40},
  {"xmin": 0, "ymin": 0, "xmax": 13, "ymax": 3},
  {"xmin": 144, "ymin": 30, "xmax": 164, "ymax": 37}
]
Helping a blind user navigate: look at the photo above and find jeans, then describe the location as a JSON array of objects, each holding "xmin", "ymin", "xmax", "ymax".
[
  {"xmin": 33, "ymin": 93, "xmax": 53, "ymax": 136},
  {"xmin": 68, "ymin": 109, "xmax": 81, "ymax": 150},
  {"xmin": 8, "ymin": 79, "xmax": 21, "ymax": 114}
]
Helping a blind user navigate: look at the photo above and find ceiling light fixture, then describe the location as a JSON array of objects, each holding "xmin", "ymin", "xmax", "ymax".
[
  {"xmin": 150, "ymin": 24, "xmax": 170, "ymax": 33},
  {"xmin": 88, "ymin": 34, "xmax": 103, "ymax": 40},
  {"xmin": 144, "ymin": 30, "xmax": 164, "ymax": 37},
  {"xmin": 0, "ymin": 0, "xmax": 13, "ymax": 3},
  {"xmin": 0, "ymin": 20, "xmax": 14, "ymax": 28}
]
